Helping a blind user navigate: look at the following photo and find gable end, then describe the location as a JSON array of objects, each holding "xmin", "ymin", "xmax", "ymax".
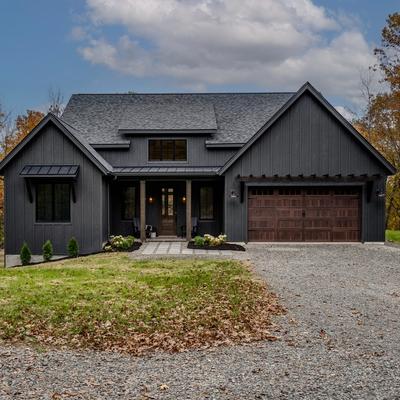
[{"xmin": 219, "ymin": 82, "xmax": 396, "ymax": 176}]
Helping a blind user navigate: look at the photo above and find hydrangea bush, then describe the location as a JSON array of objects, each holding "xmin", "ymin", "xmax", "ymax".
[
  {"xmin": 194, "ymin": 234, "xmax": 227, "ymax": 246},
  {"xmin": 104, "ymin": 235, "xmax": 135, "ymax": 252}
]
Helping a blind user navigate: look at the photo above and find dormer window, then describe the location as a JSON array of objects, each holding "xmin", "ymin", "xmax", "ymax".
[{"xmin": 148, "ymin": 139, "xmax": 187, "ymax": 161}]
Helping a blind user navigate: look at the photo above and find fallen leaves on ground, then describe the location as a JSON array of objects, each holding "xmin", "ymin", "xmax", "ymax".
[{"xmin": 0, "ymin": 256, "xmax": 285, "ymax": 355}]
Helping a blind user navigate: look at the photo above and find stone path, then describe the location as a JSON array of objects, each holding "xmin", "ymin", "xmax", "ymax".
[{"xmin": 136, "ymin": 241, "xmax": 235, "ymax": 256}]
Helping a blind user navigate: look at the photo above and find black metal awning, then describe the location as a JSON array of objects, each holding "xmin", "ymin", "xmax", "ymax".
[
  {"xmin": 113, "ymin": 166, "xmax": 220, "ymax": 176},
  {"xmin": 20, "ymin": 165, "xmax": 79, "ymax": 178}
]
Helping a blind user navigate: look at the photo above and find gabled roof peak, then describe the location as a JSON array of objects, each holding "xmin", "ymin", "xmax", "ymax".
[
  {"xmin": 0, "ymin": 113, "xmax": 113, "ymax": 175},
  {"xmin": 219, "ymin": 82, "xmax": 396, "ymax": 175}
]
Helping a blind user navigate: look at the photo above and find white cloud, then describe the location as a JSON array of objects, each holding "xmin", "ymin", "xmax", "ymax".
[
  {"xmin": 69, "ymin": 26, "xmax": 89, "ymax": 41},
  {"xmin": 76, "ymin": 0, "xmax": 376, "ymax": 103},
  {"xmin": 335, "ymin": 106, "xmax": 356, "ymax": 121}
]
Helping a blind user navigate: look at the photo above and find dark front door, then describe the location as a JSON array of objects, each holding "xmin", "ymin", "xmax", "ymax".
[
  {"xmin": 159, "ymin": 187, "xmax": 176, "ymax": 235},
  {"xmin": 248, "ymin": 187, "xmax": 361, "ymax": 242}
]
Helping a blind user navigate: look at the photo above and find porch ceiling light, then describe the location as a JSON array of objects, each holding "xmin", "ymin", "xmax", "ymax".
[
  {"xmin": 148, "ymin": 196, "xmax": 154, "ymax": 204},
  {"xmin": 182, "ymin": 196, "xmax": 186, "ymax": 204}
]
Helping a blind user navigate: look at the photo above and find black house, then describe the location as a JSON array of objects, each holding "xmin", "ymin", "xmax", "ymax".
[{"xmin": 0, "ymin": 82, "xmax": 395, "ymax": 265}]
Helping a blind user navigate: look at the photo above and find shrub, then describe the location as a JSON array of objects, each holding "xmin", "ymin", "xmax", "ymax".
[
  {"xmin": 104, "ymin": 235, "xmax": 135, "ymax": 251},
  {"xmin": 67, "ymin": 237, "xmax": 79, "ymax": 257},
  {"xmin": 194, "ymin": 235, "xmax": 205, "ymax": 246},
  {"xmin": 20, "ymin": 242, "xmax": 32, "ymax": 265},
  {"xmin": 42, "ymin": 240, "xmax": 53, "ymax": 262},
  {"xmin": 196, "ymin": 234, "xmax": 227, "ymax": 246}
]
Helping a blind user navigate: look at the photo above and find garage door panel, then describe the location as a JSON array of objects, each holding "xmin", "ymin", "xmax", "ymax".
[
  {"xmin": 276, "ymin": 208, "xmax": 303, "ymax": 218},
  {"xmin": 248, "ymin": 230, "xmax": 276, "ymax": 241},
  {"xmin": 332, "ymin": 230, "xmax": 359, "ymax": 242},
  {"xmin": 331, "ymin": 208, "xmax": 359, "ymax": 218},
  {"xmin": 248, "ymin": 219, "xmax": 275, "ymax": 229},
  {"xmin": 305, "ymin": 208, "xmax": 331, "ymax": 217},
  {"xmin": 304, "ymin": 230, "xmax": 331, "ymax": 241},
  {"xmin": 332, "ymin": 197, "xmax": 359, "ymax": 207},
  {"xmin": 276, "ymin": 198, "xmax": 303, "ymax": 207},
  {"xmin": 332, "ymin": 218, "xmax": 359, "ymax": 229},
  {"xmin": 303, "ymin": 219, "xmax": 330, "ymax": 228},
  {"xmin": 248, "ymin": 197, "xmax": 276, "ymax": 208},
  {"xmin": 278, "ymin": 219, "xmax": 303, "ymax": 229},
  {"xmin": 249, "ymin": 208, "xmax": 276, "ymax": 218},
  {"xmin": 278, "ymin": 230, "xmax": 303, "ymax": 241},
  {"xmin": 304, "ymin": 197, "xmax": 331, "ymax": 207},
  {"xmin": 248, "ymin": 187, "xmax": 360, "ymax": 242}
]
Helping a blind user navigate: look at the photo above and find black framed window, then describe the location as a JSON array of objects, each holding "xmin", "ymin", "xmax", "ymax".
[
  {"xmin": 148, "ymin": 139, "xmax": 187, "ymax": 161},
  {"xmin": 121, "ymin": 186, "xmax": 136, "ymax": 220},
  {"xmin": 200, "ymin": 186, "xmax": 214, "ymax": 220},
  {"xmin": 36, "ymin": 183, "xmax": 70, "ymax": 222}
]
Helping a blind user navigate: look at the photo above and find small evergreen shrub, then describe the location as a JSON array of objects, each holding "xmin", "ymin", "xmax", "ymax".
[
  {"xmin": 67, "ymin": 237, "xmax": 79, "ymax": 257},
  {"xmin": 194, "ymin": 236, "xmax": 205, "ymax": 246},
  {"xmin": 42, "ymin": 240, "xmax": 53, "ymax": 262},
  {"xmin": 20, "ymin": 242, "xmax": 32, "ymax": 265}
]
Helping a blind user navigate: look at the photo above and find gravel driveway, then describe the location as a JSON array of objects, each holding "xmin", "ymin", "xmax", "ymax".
[{"xmin": 1, "ymin": 244, "xmax": 399, "ymax": 399}]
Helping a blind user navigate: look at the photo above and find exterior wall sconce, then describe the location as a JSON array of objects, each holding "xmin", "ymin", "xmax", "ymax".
[
  {"xmin": 181, "ymin": 196, "xmax": 186, "ymax": 204},
  {"xmin": 376, "ymin": 189, "xmax": 385, "ymax": 198},
  {"xmin": 230, "ymin": 190, "xmax": 239, "ymax": 199},
  {"xmin": 148, "ymin": 196, "xmax": 154, "ymax": 204}
]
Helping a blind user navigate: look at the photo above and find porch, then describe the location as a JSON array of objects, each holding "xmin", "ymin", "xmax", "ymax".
[{"xmin": 109, "ymin": 178, "xmax": 224, "ymax": 241}]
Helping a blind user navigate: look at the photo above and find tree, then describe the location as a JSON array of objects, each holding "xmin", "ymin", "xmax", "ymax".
[
  {"xmin": 15, "ymin": 110, "xmax": 44, "ymax": 140},
  {"xmin": 355, "ymin": 13, "xmax": 400, "ymax": 229},
  {"xmin": 48, "ymin": 87, "xmax": 64, "ymax": 117}
]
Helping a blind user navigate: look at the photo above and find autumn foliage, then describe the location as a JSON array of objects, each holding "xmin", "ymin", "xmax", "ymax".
[
  {"xmin": 355, "ymin": 13, "xmax": 400, "ymax": 229},
  {"xmin": 0, "ymin": 256, "xmax": 284, "ymax": 355},
  {"xmin": 0, "ymin": 109, "xmax": 44, "ymax": 246}
]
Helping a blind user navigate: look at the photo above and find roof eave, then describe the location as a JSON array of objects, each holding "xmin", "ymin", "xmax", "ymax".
[
  {"xmin": 118, "ymin": 129, "xmax": 216, "ymax": 135},
  {"xmin": 205, "ymin": 142, "xmax": 244, "ymax": 149}
]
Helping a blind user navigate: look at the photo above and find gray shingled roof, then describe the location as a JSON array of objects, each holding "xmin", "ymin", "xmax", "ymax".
[
  {"xmin": 62, "ymin": 92, "xmax": 294, "ymax": 145},
  {"xmin": 119, "ymin": 102, "xmax": 217, "ymax": 132}
]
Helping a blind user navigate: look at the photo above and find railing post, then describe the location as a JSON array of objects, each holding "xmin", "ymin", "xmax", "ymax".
[
  {"xmin": 186, "ymin": 179, "xmax": 192, "ymax": 241},
  {"xmin": 140, "ymin": 180, "xmax": 146, "ymax": 242}
]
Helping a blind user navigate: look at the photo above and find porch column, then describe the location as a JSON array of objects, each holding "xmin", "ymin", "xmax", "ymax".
[
  {"xmin": 140, "ymin": 180, "xmax": 146, "ymax": 242},
  {"xmin": 186, "ymin": 179, "xmax": 192, "ymax": 241}
]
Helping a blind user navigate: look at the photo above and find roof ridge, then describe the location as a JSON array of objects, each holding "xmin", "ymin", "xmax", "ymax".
[{"xmin": 70, "ymin": 91, "xmax": 296, "ymax": 96}]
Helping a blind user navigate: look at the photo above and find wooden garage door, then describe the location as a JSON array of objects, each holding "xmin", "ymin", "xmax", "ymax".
[{"xmin": 248, "ymin": 187, "xmax": 360, "ymax": 242}]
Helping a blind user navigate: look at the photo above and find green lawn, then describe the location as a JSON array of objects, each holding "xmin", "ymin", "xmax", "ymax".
[
  {"xmin": 386, "ymin": 230, "xmax": 400, "ymax": 243},
  {"xmin": 0, "ymin": 254, "xmax": 283, "ymax": 354}
]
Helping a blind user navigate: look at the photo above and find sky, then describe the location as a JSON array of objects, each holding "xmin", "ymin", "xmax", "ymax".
[{"xmin": 0, "ymin": 0, "xmax": 398, "ymax": 119}]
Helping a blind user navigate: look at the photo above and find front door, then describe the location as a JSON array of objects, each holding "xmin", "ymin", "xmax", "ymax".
[{"xmin": 159, "ymin": 187, "xmax": 176, "ymax": 235}]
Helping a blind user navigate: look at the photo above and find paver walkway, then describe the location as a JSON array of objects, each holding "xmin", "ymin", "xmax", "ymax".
[{"xmin": 135, "ymin": 241, "xmax": 235, "ymax": 256}]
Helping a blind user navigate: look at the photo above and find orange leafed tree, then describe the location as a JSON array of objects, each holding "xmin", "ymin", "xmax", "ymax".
[
  {"xmin": 355, "ymin": 13, "xmax": 400, "ymax": 229},
  {"xmin": 0, "ymin": 109, "xmax": 44, "ymax": 246},
  {"xmin": 14, "ymin": 110, "xmax": 44, "ymax": 148}
]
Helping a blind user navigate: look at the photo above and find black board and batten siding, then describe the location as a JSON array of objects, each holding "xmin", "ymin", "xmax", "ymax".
[
  {"xmin": 97, "ymin": 136, "xmax": 236, "ymax": 167},
  {"xmin": 4, "ymin": 122, "xmax": 108, "ymax": 255},
  {"xmin": 223, "ymin": 93, "xmax": 387, "ymax": 242}
]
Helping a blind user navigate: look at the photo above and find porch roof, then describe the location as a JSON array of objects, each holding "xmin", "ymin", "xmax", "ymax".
[
  {"xmin": 20, "ymin": 164, "xmax": 80, "ymax": 178},
  {"xmin": 113, "ymin": 166, "xmax": 221, "ymax": 176}
]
